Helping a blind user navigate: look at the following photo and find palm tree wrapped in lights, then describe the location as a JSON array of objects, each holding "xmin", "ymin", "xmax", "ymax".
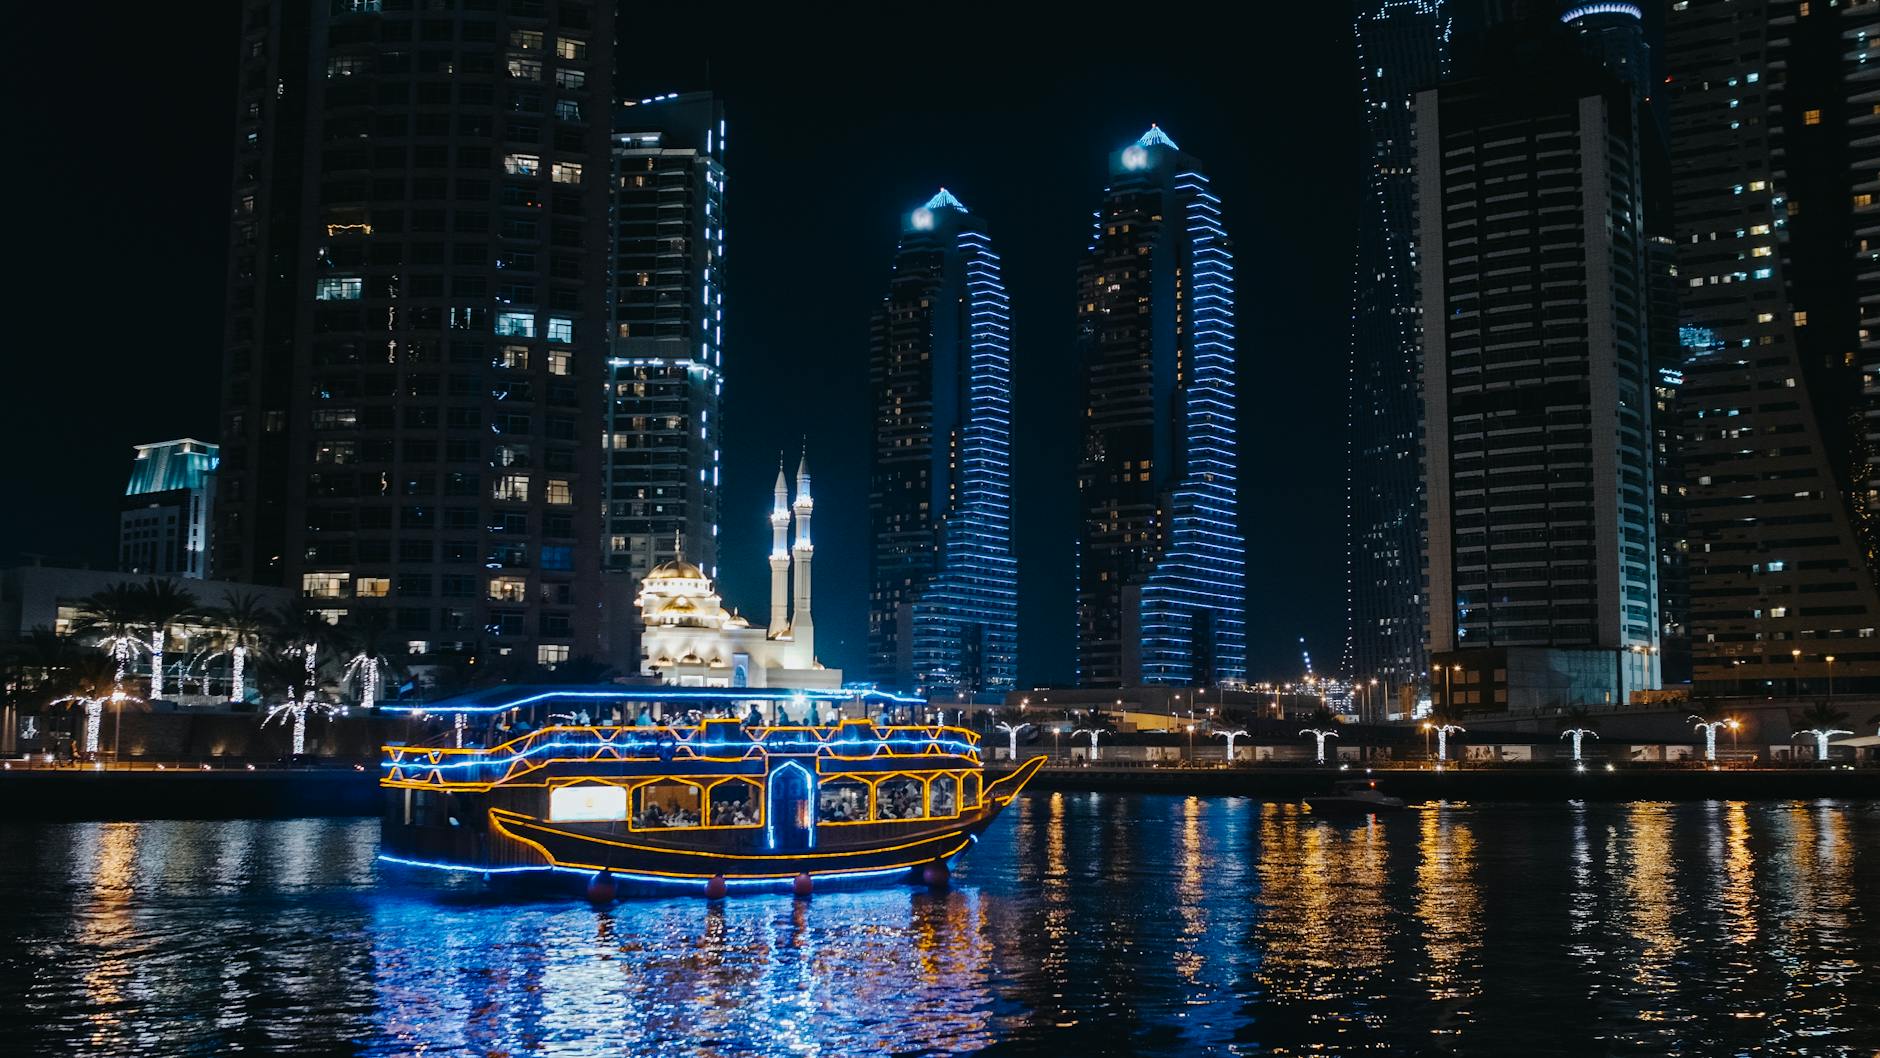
[
  {"xmin": 1426, "ymin": 706, "xmax": 1466, "ymax": 763},
  {"xmin": 1556, "ymin": 704, "xmax": 1600, "ymax": 764},
  {"xmin": 993, "ymin": 719, "xmax": 1024, "ymax": 761},
  {"xmin": 273, "ymin": 606, "xmax": 339, "ymax": 713},
  {"xmin": 340, "ymin": 611, "xmax": 399, "ymax": 712},
  {"xmin": 136, "ymin": 579, "xmax": 199, "ymax": 701},
  {"xmin": 50, "ymin": 657, "xmax": 142, "ymax": 757},
  {"xmin": 214, "ymin": 593, "xmax": 273, "ymax": 705},
  {"xmin": 1212, "ymin": 728, "xmax": 1251, "ymax": 763},
  {"xmin": 69, "ymin": 583, "xmax": 146, "ymax": 686},
  {"xmin": 1690, "ymin": 714, "xmax": 1730, "ymax": 762},
  {"xmin": 1071, "ymin": 727, "xmax": 1106, "ymax": 762},
  {"xmin": 264, "ymin": 697, "xmax": 339, "ymax": 757},
  {"xmin": 1299, "ymin": 706, "xmax": 1341, "ymax": 765},
  {"xmin": 1791, "ymin": 702, "xmax": 1852, "ymax": 764}
]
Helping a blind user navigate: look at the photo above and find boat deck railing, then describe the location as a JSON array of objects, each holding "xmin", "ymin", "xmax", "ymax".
[{"xmin": 383, "ymin": 720, "xmax": 982, "ymax": 789}]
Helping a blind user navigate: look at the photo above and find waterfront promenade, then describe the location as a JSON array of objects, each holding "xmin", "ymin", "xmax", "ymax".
[{"xmin": 1, "ymin": 756, "xmax": 1874, "ymax": 821}]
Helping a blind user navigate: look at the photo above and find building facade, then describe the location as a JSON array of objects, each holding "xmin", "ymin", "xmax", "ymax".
[
  {"xmin": 1343, "ymin": 0, "xmax": 1451, "ymax": 693},
  {"xmin": 605, "ymin": 91, "xmax": 725, "ymax": 584},
  {"xmin": 120, "ymin": 439, "xmax": 219, "ymax": 579},
  {"xmin": 1664, "ymin": 0, "xmax": 1880, "ymax": 696},
  {"xmin": 217, "ymin": 1, "xmax": 613, "ymax": 667},
  {"xmin": 1417, "ymin": 36, "xmax": 1660, "ymax": 711},
  {"xmin": 1074, "ymin": 127, "xmax": 1247, "ymax": 688},
  {"xmin": 867, "ymin": 190, "xmax": 1018, "ymax": 698}
]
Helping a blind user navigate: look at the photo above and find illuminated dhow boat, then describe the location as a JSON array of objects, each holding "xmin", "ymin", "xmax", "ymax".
[{"xmin": 379, "ymin": 694, "xmax": 1045, "ymax": 897}]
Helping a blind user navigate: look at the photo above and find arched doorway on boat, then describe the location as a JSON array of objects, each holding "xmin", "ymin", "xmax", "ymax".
[{"xmin": 766, "ymin": 761, "xmax": 816, "ymax": 851}]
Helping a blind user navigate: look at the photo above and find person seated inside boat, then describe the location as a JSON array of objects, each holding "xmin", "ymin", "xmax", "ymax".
[
  {"xmin": 930, "ymin": 786, "xmax": 955, "ymax": 817},
  {"xmin": 743, "ymin": 705, "xmax": 763, "ymax": 728},
  {"xmin": 633, "ymin": 707, "xmax": 655, "ymax": 727}
]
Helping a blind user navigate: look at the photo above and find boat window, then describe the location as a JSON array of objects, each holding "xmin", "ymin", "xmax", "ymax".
[
  {"xmin": 816, "ymin": 777, "xmax": 870, "ymax": 823},
  {"xmin": 928, "ymin": 774, "xmax": 958, "ymax": 818},
  {"xmin": 876, "ymin": 776, "xmax": 926, "ymax": 820},
  {"xmin": 633, "ymin": 780, "xmax": 703, "ymax": 829},
  {"xmin": 707, "ymin": 779, "xmax": 761, "ymax": 828},
  {"xmin": 961, "ymin": 773, "xmax": 981, "ymax": 809}
]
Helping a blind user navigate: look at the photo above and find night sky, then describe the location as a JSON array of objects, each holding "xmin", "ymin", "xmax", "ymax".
[{"xmin": 1, "ymin": 5, "xmax": 1359, "ymax": 686}]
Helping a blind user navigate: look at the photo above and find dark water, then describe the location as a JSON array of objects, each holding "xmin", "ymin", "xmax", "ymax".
[{"xmin": 2, "ymin": 795, "xmax": 1877, "ymax": 1057}]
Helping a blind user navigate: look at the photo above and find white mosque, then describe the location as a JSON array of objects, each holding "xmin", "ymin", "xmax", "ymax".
[{"xmin": 636, "ymin": 456, "xmax": 842, "ymax": 689}]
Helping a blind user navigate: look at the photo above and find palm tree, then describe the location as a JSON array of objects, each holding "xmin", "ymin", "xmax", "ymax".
[
  {"xmin": 1299, "ymin": 705, "xmax": 1341, "ymax": 765},
  {"xmin": 338, "ymin": 610, "xmax": 401, "ymax": 711},
  {"xmin": 213, "ymin": 592, "xmax": 273, "ymax": 705},
  {"xmin": 1793, "ymin": 701, "xmax": 1852, "ymax": 763},
  {"xmin": 135, "ymin": 579, "xmax": 200, "ymax": 701},
  {"xmin": 253, "ymin": 650, "xmax": 332, "ymax": 757},
  {"xmin": 1426, "ymin": 705, "xmax": 1467, "ymax": 763},
  {"xmin": 50, "ymin": 655, "xmax": 141, "ymax": 757},
  {"xmin": 1556, "ymin": 704, "xmax": 1601, "ymax": 763},
  {"xmin": 272, "ymin": 606, "xmax": 340, "ymax": 711},
  {"xmin": 68, "ymin": 582, "xmax": 145, "ymax": 685}
]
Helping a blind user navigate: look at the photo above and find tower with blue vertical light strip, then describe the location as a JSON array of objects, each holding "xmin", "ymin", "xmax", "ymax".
[
  {"xmin": 1074, "ymin": 127, "xmax": 1247, "ymax": 688},
  {"xmin": 867, "ymin": 189, "xmax": 1019, "ymax": 699}
]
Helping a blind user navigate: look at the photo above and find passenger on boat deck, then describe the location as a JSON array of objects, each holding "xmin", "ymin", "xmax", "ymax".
[
  {"xmin": 634, "ymin": 707, "xmax": 655, "ymax": 727},
  {"xmin": 743, "ymin": 705, "xmax": 762, "ymax": 727}
]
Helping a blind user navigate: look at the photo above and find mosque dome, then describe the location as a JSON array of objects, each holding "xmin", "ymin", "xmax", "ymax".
[{"xmin": 646, "ymin": 557, "xmax": 707, "ymax": 582}]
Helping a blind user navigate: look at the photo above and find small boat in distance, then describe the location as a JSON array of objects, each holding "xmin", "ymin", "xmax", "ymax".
[
  {"xmin": 1305, "ymin": 778, "xmax": 1407, "ymax": 815},
  {"xmin": 378, "ymin": 688, "xmax": 1045, "ymax": 896}
]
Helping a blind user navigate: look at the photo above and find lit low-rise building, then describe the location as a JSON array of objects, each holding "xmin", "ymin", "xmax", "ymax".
[{"xmin": 636, "ymin": 459, "xmax": 839, "ymax": 689}]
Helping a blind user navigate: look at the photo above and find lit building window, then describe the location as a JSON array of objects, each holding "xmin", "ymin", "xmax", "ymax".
[
  {"xmin": 546, "ymin": 479, "xmax": 573, "ymax": 505},
  {"xmin": 355, "ymin": 577, "xmax": 391, "ymax": 598},
  {"xmin": 509, "ymin": 29, "xmax": 543, "ymax": 50},
  {"xmin": 547, "ymin": 350, "xmax": 571, "ymax": 375},
  {"xmin": 496, "ymin": 312, "xmax": 535, "ymax": 338},
  {"xmin": 1794, "ymin": 311, "xmax": 1809, "ymax": 327},
  {"xmin": 551, "ymin": 162, "xmax": 582, "ymax": 184},
  {"xmin": 497, "ymin": 344, "xmax": 530, "ymax": 369},
  {"xmin": 555, "ymin": 37, "xmax": 586, "ymax": 61},
  {"xmin": 316, "ymin": 277, "xmax": 362, "ymax": 300},
  {"xmin": 504, "ymin": 153, "xmax": 541, "ymax": 176},
  {"xmin": 302, "ymin": 572, "xmax": 350, "ymax": 598},
  {"xmin": 1804, "ymin": 108, "xmax": 1821, "ymax": 126},
  {"xmin": 493, "ymin": 474, "xmax": 530, "ymax": 502},
  {"xmin": 554, "ymin": 68, "xmax": 585, "ymax": 91},
  {"xmin": 506, "ymin": 58, "xmax": 541, "ymax": 82},
  {"xmin": 547, "ymin": 317, "xmax": 573, "ymax": 343},
  {"xmin": 488, "ymin": 576, "xmax": 528, "ymax": 601},
  {"xmin": 537, "ymin": 643, "xmax": 571, "ymax": 665}
]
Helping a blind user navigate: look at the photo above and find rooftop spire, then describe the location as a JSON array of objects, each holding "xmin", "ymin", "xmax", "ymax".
[
  {"xmin": 1136, "ymin": 124, "xmax": 1179, "ymax": 150},
  {"xmin": 924, "ymin": 187, "xmax": 968, "ymax": 212}
]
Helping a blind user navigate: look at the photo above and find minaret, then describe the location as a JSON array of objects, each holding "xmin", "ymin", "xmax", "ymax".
[
  {"xmin": 768, "ymin": 460, "xmax": 791, "ymax": 637},
  {"xmin": 791, "ymin": 452, "xmax": 815, "ymax": 655}
]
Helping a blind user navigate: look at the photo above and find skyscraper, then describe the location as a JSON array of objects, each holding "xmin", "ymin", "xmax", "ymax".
[
  {"xmin": 1664, "ymin": 0, "xmax": 1880, "ymax": 696},
  {"xmin": 120, "ymin": 439, "xmax": 219, "ymax": 579},
  {"xmin": 217, "ymin": 1, "xmax": 613, "ymax": 668},
  {"xmin": 867, "ymin": 190, "xmax": 1017, "ymax": 697},
  {"xmin": 1344, "ymin": 0, "xmax": 1451, "ymax": 695},
  {"xmin": 1417, "ymin": 25, "xmax": 1659, "ymax": 711},
  {"xmin": 604, "ymin": 91, "xmax": 725, "ymax": 585},
  {"xmin": 1074, "ymin": 127, "xmax": 1247, "ymax": 688}
]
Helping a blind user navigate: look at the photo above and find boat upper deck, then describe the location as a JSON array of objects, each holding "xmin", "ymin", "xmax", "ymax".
[{"xmin": 383, "ymin": 717, "xmax": 983, "ymax": 791}]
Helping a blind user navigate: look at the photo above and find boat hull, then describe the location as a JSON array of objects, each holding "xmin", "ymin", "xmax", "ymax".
[{"xmin": 380, "ymin": 746, "xmax": 1045, "ymax": 895}]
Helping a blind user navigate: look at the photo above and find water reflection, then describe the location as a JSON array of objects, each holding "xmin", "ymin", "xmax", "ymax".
[{"xmin": 0, "ymin": 799, "xmax": 1875, "ymax": 1056}]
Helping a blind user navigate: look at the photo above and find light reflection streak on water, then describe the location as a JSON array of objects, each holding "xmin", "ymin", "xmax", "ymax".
[
  {"xmin": 2, "ymin": 800, "xmax": 1879, "ymax": 1057},
  {"xmin": 1414, "ymin": 804, "xmax": 1480, "ymax": 1040}
]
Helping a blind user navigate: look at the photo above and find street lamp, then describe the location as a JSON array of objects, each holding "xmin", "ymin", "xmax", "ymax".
[
  {"xmin": 1827, "ymin": 655, "xmax": 1836, "ymax": 699},
  {"xmin": 1793, "ymin": 648, "xmax": 1803, "ymax": 695}
]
